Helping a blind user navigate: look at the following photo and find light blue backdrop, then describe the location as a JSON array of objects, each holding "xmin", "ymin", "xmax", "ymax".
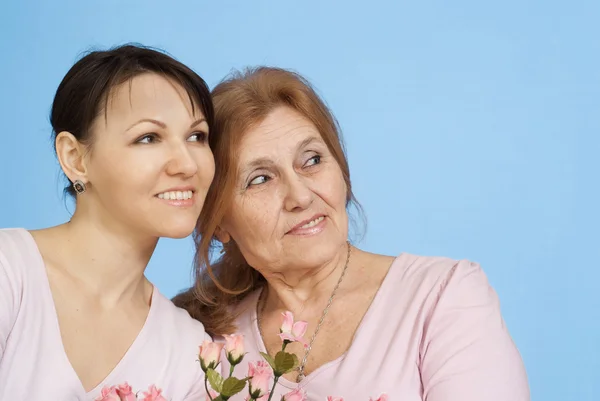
[{"xmin": 1, "ymin": 1, "xmax": 598, "ymax": 399}]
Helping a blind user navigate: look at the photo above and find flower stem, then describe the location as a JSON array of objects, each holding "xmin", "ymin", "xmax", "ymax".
[
  {"xmin": 205, "ymin": 376, "xmax": 215, "ymax": 401},
  {"xmin": 229, "ymin": 364, "xmax": 235, "ymax": 378},
  {"xmin": 266, "ymin": 376, "xmax": 281, "ymax": 401}
]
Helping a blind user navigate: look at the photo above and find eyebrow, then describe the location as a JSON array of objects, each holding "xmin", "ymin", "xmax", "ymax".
[
  {"xmin": 297, "ymin": 136, "xmax": 320, "ymax": 149},
  {"xmin": 239, "ymin": 135, "xmax": 322, "ymax": 175},
  {"xmin": 240, "ymin": 157, "xmax": 276, "ymax": 176},
  {"xmin": 125, "ymin": 118, "xmax": 207, "ymax": 132}
]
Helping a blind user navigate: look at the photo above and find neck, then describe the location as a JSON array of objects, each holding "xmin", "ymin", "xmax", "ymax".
[
  {"xmin": 261, "ymin": 241, "xmax": 350, "ymax": 316},
  {"xmin": 51, "ymin": 207, "xmax": 158, "ymax": 305}
]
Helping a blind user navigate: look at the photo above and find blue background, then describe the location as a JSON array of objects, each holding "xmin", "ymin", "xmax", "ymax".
[{"xmin": 0, "ymin": 1, "xmax": 598, "ymax": 399}]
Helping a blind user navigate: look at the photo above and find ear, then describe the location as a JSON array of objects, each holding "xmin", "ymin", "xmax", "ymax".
[
  {"xmin": 55, "ymin": 131, "xmax": 89, "ymax": 185},
  {"xmin": 215, "ymin": 226, "xmax": 231, "ymax": 244}
]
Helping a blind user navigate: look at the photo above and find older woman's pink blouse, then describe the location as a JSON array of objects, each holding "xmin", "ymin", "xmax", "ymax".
[{"xmin": 222, "ymin": 252, "xmax": 530, "ymax": 401}]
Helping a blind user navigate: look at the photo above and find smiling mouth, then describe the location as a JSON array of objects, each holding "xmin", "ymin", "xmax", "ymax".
[
  {"xmin": 298, "ymin": 215, "xmax": 325, "ymax": 229},
  {"xmin": 286, "ymin": 215, "xmax": 327, "ymax": 234},
  {"xmin": 156, "ymin": 190, "xmax": 194, "ymax": 200}
]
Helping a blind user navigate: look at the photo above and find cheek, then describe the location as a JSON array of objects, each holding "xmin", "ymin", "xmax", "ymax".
[
  {"xmin": 228, "ymin": 196, "xmax": 279, "ymax": 243},
  {"xmin": 193, "ymin": 148, "xmax": 215, "ymax": 187},
  {"xmin": 89, "ymin": 149, "xmax": 158, "ymax": 195},
  {"xmin": 318, "ymin": 169, "xmax": 348, "ymax": 208}
]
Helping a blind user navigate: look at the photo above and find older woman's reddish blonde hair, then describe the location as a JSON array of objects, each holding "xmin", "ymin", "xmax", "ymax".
[{"xmin": 173, "ymin": 66, "xmax": 361, "ymax": 336}]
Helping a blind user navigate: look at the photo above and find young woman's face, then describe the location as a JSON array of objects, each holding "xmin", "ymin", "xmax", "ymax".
[{"xmin": 82, "ymin": 73, "xmax": 214, "ymax": 238}]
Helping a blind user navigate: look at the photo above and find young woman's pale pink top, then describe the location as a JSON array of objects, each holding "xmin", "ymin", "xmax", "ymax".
[
  {"xmin": 223, "ymin": 252, "xmax": 530, "ymax": 401},
  {"xmin": 0, "ymin": 228, "xmax": 209, "ymax": 401}
]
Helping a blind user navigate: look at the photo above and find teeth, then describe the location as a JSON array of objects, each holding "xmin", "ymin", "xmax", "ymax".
[
  {"xmin": 301, "ymin": 216, "xmax": 324, "ymax": 229},
  {"xmin": 157, "ymin": 190, "xmax": 193, "ymax": 200}
]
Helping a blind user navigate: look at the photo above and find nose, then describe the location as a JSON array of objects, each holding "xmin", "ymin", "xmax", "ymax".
[
  {"xmin": 165, "ymin": 142, "xmax": 198, "ymax": 178},
  {"xmin": 283, "ymin": 173, "xmax": 314, "ymax": 212}
]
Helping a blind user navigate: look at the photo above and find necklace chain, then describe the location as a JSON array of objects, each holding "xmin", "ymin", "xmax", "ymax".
[{"xmin": 256, "ymin": 241, "xmax": 352, "ymax": 383}]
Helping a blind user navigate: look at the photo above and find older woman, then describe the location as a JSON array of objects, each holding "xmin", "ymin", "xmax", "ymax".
[{"xmin": 175, "ymin": 67, "xmax": 530, "ymax": 400}]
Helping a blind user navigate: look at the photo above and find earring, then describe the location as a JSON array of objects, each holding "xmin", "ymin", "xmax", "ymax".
[{"xmin": 73, "ymin": 179, "xmax": 87, "ymax": 195}]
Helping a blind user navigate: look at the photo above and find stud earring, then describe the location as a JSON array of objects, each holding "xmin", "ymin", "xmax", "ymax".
[{"xmin": 73, "ymin": 179, "xmax": 87, "ymax": 195}]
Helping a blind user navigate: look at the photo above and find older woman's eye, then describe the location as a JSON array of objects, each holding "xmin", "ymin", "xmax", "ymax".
[
  {"xmin": 188, "ymin": 131, "xmax": 208, "ymax": 143},
  {"xmin": 248, "ymin": 175, "xmax": 270, "ymax": 187},
  {"xmin": 304, "ymin": 155, "xmax": 321, "ymax": 167}
]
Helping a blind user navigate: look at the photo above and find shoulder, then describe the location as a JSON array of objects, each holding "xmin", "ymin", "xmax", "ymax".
[
  {"xmin": 383, "ymin": 253, "xmax": 498, "ymax": 320},
  {"xmin": 0, "ymin": 229, "xmax": 37, "ymax": 348},
  {"xmin": 0, "ymin": 228, "xmax": 39, "ymax": 284},
  {"xmin": 392, "ymin": 252, "xmax": 490, "ymax": 293},
  {"xmin": 152, "ymin": 289, "xmax": 211, "ymax": 342},
  {"xmin": 0, "ymin": 228, "xmax": 37, "ymax": 261}
]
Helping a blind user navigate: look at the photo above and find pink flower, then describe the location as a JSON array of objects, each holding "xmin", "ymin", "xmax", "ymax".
[
  {"xmin": 282, "ymin": 387, "xmax": 306, "ymax": 401},
  {"xmin": 94, "ymin": 386, "xmax": 120, "ymax": 401},
  {"xmin": 279, "ymin": 311, "xmax": 308, "ymax": 348},
  {"xmin": 140, "ymin": 384, "xmax": 167, "ymax": 401},
  {"xmin": 247, "ymin": 360, "xmax": 273, "ymax": 399},
  {"xmin": 198, "ymin": 339, "xmax": 225, "ymax": 372},
  {"xmin": 369, "ymin": 395, "xmax": 389, "ymax": 401},
  {"xmin": 115, "ymin": 382, "xmax": 137, "ymax": 401},
  {"xmin": 223, "ymin": 333, "xmax": 245, "ymax": 365},
  {"xmin": 327, "ymin": 397, "xmax": 344, "ymax": 401}
]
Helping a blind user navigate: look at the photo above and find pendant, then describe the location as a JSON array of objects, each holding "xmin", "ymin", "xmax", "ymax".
[{"xmin": 296, "ymin": 373, "xmax": 305, "ymax": 383}]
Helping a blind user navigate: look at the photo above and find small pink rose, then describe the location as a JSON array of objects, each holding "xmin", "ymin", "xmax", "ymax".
[
  {"xmin": 247, "ymin": 360, "xmax": 273, "ymax": 399},
  {"xmin": 198, "ymin": 340, "xmax": 225, "ymax": 371},
  {"xmin": 369, "ymin": 394, "xmax": 389, "ymax": 401},
  {"xmin": 278, "ymin": 311, "xmax": 309, "ymax": 348},
  {"xmin": 94, "ymin": 386, "xmax": 120, "ymax": 401},
  {"xmin": 280, "ymin": 311, "xmax": 294, "ymax": 333},
  {"xmin": 282, "ymin": 387, "xmax": 306, "ymax": 401},
  {"xmin": 327, "ymin": 397, "xmax": 344, "ymax": 401},
  {"xmin": 115, "ymin": 382, "xmax": 137, "ymax": 401},
  {"xmin": 140, "ymin": 384, "xmax": 167, "ymax": 401},
  {"xmin": 223, "ymin": 333, "xmax": 245, "ymax": 364}
]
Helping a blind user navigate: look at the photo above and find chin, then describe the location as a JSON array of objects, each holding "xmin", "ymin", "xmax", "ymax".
[
  {"xmin": 287, "ymin": 236, "xmax": 343, "ymax": 265},
  {"xmin": 157, "ymin": 223, "xmax": 197, "ymax": 239}
]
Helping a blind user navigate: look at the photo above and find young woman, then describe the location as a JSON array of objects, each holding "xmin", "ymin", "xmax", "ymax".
[{"xmin": 0, "ymin": 44, "xmax": 215, "ymax": 400}]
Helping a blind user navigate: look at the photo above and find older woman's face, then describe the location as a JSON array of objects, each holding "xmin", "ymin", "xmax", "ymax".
[{"xmin": 220, "ymin": 106, "xmax": 349, "ymax": 273}]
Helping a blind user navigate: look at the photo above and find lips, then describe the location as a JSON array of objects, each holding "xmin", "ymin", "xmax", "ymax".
[
  {"xmin": 287, "ymin": 214, "xmax": 326, "ymax": 234},
  {"xmin": 157, "ymin": 190, "xmax": 194, "ymax": 200}
]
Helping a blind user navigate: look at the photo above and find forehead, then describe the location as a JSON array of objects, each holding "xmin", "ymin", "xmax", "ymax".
[
  {"xmin": 238, "ymin": 107, "xmax": 320, "ymax": 160},
  {"xmin": 100, "ymin": 73, "xmax": 200, "ymax": 129}
]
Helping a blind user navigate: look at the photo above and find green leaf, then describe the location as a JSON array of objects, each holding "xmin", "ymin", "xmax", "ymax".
[
  {"xmin": 221, "ymin": 377, "xmax": 248, "ymax": 397},
  {"xmin": 274, "ymin": 351, "xmax": 299, "ymax": 375},
  {"xmin": 259, "ymin": 351, "xmax": 277, "ymax": 371},
  {"xmin": 207, "ymin": 368, "xmax": 224, "ymax": 393}
]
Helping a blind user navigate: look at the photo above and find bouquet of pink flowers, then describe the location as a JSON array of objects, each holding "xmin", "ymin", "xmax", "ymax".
[
  {"xmin": 199, "ymin": 311, "xmax": 388, "ymax": 401},
  {"xmin": 95, "ymin": 311, "xmax": 387, "ymax": 401},
  {"xmin": 94, "ymin": 383, "xmax": 167, "ymax": 401}
]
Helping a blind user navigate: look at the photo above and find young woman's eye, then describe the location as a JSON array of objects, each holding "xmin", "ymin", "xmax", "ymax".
[
  {"xmin": 188, "ymin": 131, "xmax": 208, "ymax": 143},
  {"xmin": 304, "ymin": 155, "xmax": 321, "ymax": 167},
  {"xmin": 136, "ymin": 133, "xmax": 158, "ymax": 144},
  {"xmin": 248, "ymin": 175, "xmax": 270, "ymax": 187}
]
